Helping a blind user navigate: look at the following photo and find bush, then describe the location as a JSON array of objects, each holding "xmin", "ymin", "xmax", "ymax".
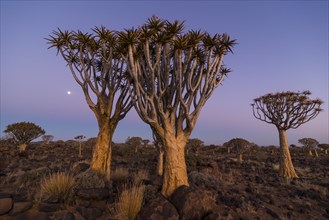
[
  {"xmin": 114, "ymin": 183, "xmax": 145, "ymax": 220},
  {"xmin": 133, "ymin": 169, "xmax": 149, "ymax": 184},
  {"xmin": 111, "ymin": 167, "xmax": 129, "ymax": 182},
  {"xmin": 75, "ymin": 168, "xmax": 105, "ymax": 189},
  {"xmin": 40, "ymin": 172, "xmax": 75, "ymax": 203}
]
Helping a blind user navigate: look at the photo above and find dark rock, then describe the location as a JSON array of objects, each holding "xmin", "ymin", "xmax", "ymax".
[
  {"xmin": 138, "ymin": 194, "xmax": 179, "ymax": 220},
  {"xmin": 14, "ymin": 212, "xmax": 49, "ymax": 220},
  {"xmin": 0, "ymin": 196, "xmax": 13, "ymax": 215},
  {"xmin": 188, "ymin": 171, "xmax": 220, "ymax": 190},
  {"xmin": 62, "ymin": 211, "xmax": 75, "ymax": 220},
  {"xmin": 217, "ymin": 194, "xmax": 243, "ymax": 208},
  {"xmin": 9, "ymin": 201, "xmax": 33, "ymax": 215},
  {"xmin": 38, "ymin": 202, "xmax": 63, "ymax": 212},
  {"xmin": 72, "ymin": 161, "xmax": 90, "ymax": 174},
  {"xmin": 76, "ymin": 188, "xmax": 109, "ymax": 200},
  {"xmin": 203, "ymin": 211, "xmax": 221, "ymax": 220},
  {"xmin": 266, "ymin": 208, "xmax": 281, "ymax": 219},
  {"xmin": 76, "ymin": 206, "xmax": 102, "ymax": 220},
  {"xmin": 169, "ymin": 186, "xmax": 218, "ymax": 220}
]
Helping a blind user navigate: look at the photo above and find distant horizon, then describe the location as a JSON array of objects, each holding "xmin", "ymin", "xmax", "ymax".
[{"xmin": 1, "ymin": 1, "xmax": 328, "ymax": 147}]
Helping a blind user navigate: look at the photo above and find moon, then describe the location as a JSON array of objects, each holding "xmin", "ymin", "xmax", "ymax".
[{"xmin": 67, "ymin": 91, "xmax": 71, "ymax": 95}]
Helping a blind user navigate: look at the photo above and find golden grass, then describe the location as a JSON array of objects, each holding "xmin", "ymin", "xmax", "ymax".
[
  {"xmin": 111, "ymin": 167, "xmax": 129, "ymax": 182},
  {"xmin": 40, "ymin": 172, "xmax": 75, "ymax": 203},
  {"xmin": 114, "ymin": 183, "xmax": 145, "ymax": 220},
  {"xmin": 133, "ymin": 169, "xmax": 149, "ymax": 184}
]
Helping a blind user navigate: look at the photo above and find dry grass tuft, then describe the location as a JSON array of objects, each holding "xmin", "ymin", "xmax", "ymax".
[
  {"xmin": 272, "ymin": 163, "xmax": 280, "ymax": 171},
  {"xmin": 114, "ymin": 182, "xmax": 145, "ymax": 220},
  {"xmin": 40, "ymin": 172, "xmax": 75, "ymax": 203},
  {"xmin": 111, "ymin": 167, "xmax": 129, "ymax": 182},
  {"xmin": 133, "ymin": 169, "xmax": 149, "ymax": 184}
]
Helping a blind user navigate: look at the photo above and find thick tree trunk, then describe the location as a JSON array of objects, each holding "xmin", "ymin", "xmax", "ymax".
[
  {"xmin": 91, "ymin": 121, "xmax": 113, "ymax": 181},
  {"xmin": 79, "ymin": 142, "xmax": 82, "ymax": 157},
  {"xmin": 314, "ymin": 149, "xmax": 318, "ymax": 157},
  {"xmin": 19, "ymin": 143, "xmax": 27, "ymax": 152},
  {"xmin": 157, "ymin": 148, "xmax": 164, "ymax": 176},
  {"xmin": 278, "ymin": 130, "xmax": 298, "ymax": 178},
  {"xmin": 161, "ymin": 134, "xmax": 189, "ymax": 197},
  {"xmin": 238, "ymin": 153, "xmax": 243, "ymax": 163}
]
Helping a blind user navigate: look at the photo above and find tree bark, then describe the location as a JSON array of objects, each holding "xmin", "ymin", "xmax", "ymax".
[
  {"xmin": 238, "ymin": 153, "xmax": 243, "ymax": 163},
  {"xmin": 91, "ymin": 120, "xmax": 113, "ymax": 181},
  {"xmin": 19, "ymin": 143, "xmax": 27, "ymax": 152},
  {"xmin": 278, "ymin": 130, "xmax": 298, "ymax": 178},
  {"xmin": 314, "ymin": 149, "xmax": 318, "ymax": 157},
  {"xmin": 161, "ymin": 133, "xmax": 189, "ymax": 197},
  {"xmin": 157, "ymin": 148, "xmax": 164, "ymax": 176},
  {"xmin": 79, "ymin": 142, "xmax": 82, "ymax": 157},
  {"xmin": 308, "ymin": 149, "xmax": 313, "ymax": 156}
]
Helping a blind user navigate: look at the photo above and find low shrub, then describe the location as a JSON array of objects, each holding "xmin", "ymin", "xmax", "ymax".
[
  {"xmin": 75, "ymin": 168, "xmax": 105, "ymax": 189},
  {"xmin": 111, "ymin": 167, "xmax": 129, "ymax": 182},
  {"xmin": 133, "ymin": 169, "xmax": 149, "ymax": 184}
]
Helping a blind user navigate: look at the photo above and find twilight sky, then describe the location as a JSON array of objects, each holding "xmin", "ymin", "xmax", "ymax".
[{"xmin": 1, "ymin": 1, "xmax": 328, "ymax": 146}]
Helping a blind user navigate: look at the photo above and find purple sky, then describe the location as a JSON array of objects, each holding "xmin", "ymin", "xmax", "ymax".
[{"xmin": 1, "ymin": 1, "xmax": 328, "ymax": 146}]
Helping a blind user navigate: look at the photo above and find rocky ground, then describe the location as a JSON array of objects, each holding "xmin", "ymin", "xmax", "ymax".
[{"xmin": 0, "ymin": 139, "xmax": 328, "ymax": 220}]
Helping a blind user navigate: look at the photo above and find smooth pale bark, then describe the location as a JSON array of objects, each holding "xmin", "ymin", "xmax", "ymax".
[
  {"xmin": 79, "ymin": 142, "xmax": 82, "ymax": 157},
  {"xmin": 238, "ymin": 153, "xmax": 243, "ymax": 163},
  {"xmin": 91, "ymin": 120, "xmax": 113, "ymax": 181},
  {"xmin": 19, "ymin": 143, "xmax": 27, "ymax": 152},
  {"xmin": 157, "ymin": 148, "xmax": 164, "ymax": 176},
  {"xmin": 161, "ymin": 133, "xmax": 189, "ymax": 197},
  {"xmin": 308, "ymin": 149, "xmax": 313, "ymax": 156},
  {"xmin": 278, "ymin": 130, "xmax": 298, "ymax": 178},
  {"xmin": 314, "ymin": 150, "xmax": 318, "ymax": 157}
]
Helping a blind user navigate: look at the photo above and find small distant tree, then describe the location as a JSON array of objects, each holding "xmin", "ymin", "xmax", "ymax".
[
  {"xmin": 186, "ymin": 138, "xmax": 204, "ymax": 156},
  {"xmin": 223, "ymin": 138, "xmax": 252, "ymax": 163},
  {"xmin": 42, "ymin": 134, "xmax": 54, "ymax": 145},
  {"xmin": 252, "ymin": 91, "xmax": 323, "ymax": 178},
  {"xmin": 142, "ymin": 139, "xmax": 150, "ymax": 148},
  {"xmin": 318, "ymin": 144, "xmax": 329, "ymax": 155},
  {"xmin": 125, "ymin": 136, "xmax": 143, "ymax": 153},
  {"xmin": 298, "ymin": 138, "xmax": 319, "ymax": 157},
  {"xmin": 75, "ymin": 135, "xmax": 86, "ymax": 157},
  {"xmin": 4, "ymin": 122, "xmax": 45, "ymax": 152}
]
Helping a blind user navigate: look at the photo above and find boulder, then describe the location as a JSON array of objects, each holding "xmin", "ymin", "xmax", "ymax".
[
  {"xmin": 138, "ymin": 194, "xmax": 179, "ymax": 220},
  {"xmin": 9, "ymin": 201, "xmax": 33, "ymax": 216},
  {"xmin": 38, "ymin": 203, "xmax": 63, "ymax": 212},
  {"xmin": 0, "ymin": 194, "xmax": 13, "ymax": 215},
  {"xmin": 76, "ymin": 188, "xmax": 109, "ymax": 200},
  {"xmin": 169, "ymin": 186, "xmax": 218, "ymax": 220},
  {"xmin": 76, "ymin": 206, "xmax": 102, "ymax": 220}
]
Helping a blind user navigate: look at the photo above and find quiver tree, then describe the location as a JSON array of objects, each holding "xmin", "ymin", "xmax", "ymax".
[
  {"xmin": 4, "ymin": 122, "xmax": 45, "ymax": 152},
  {"xmin": 223, "ymin": 138, "xmax": 252, "ymax": 163},
  {"xmin": 118, "ymin": 16, "xmax": 236, "ymax": 197},
  {"xmin": 318, "ymin": 144, "xmax": 329, "ymax": 155},
  {"xmin": 47, "ymin": 27, "xmax": 133, "ymax": 179},
  {"xmin": 75, "ymin": 135, "xmax": 86, "ymax": 157},
  {"xmin": 42, "ymin": 134, "xmax": 54, "ymax": 145},
  {"xmin": 125, "ymin": 136, "xmax": 143, "ymax": 153},
  {"xmin": 252, "ymin": 91, "xmax": 323, "ymax": 179},
  {"xmin": 298, "ymin": 138, "xmax": 319, "ymax": 157},
  {"xmin": 186, "ymin": 138, "xmax": 204, "ymax": 156}
]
